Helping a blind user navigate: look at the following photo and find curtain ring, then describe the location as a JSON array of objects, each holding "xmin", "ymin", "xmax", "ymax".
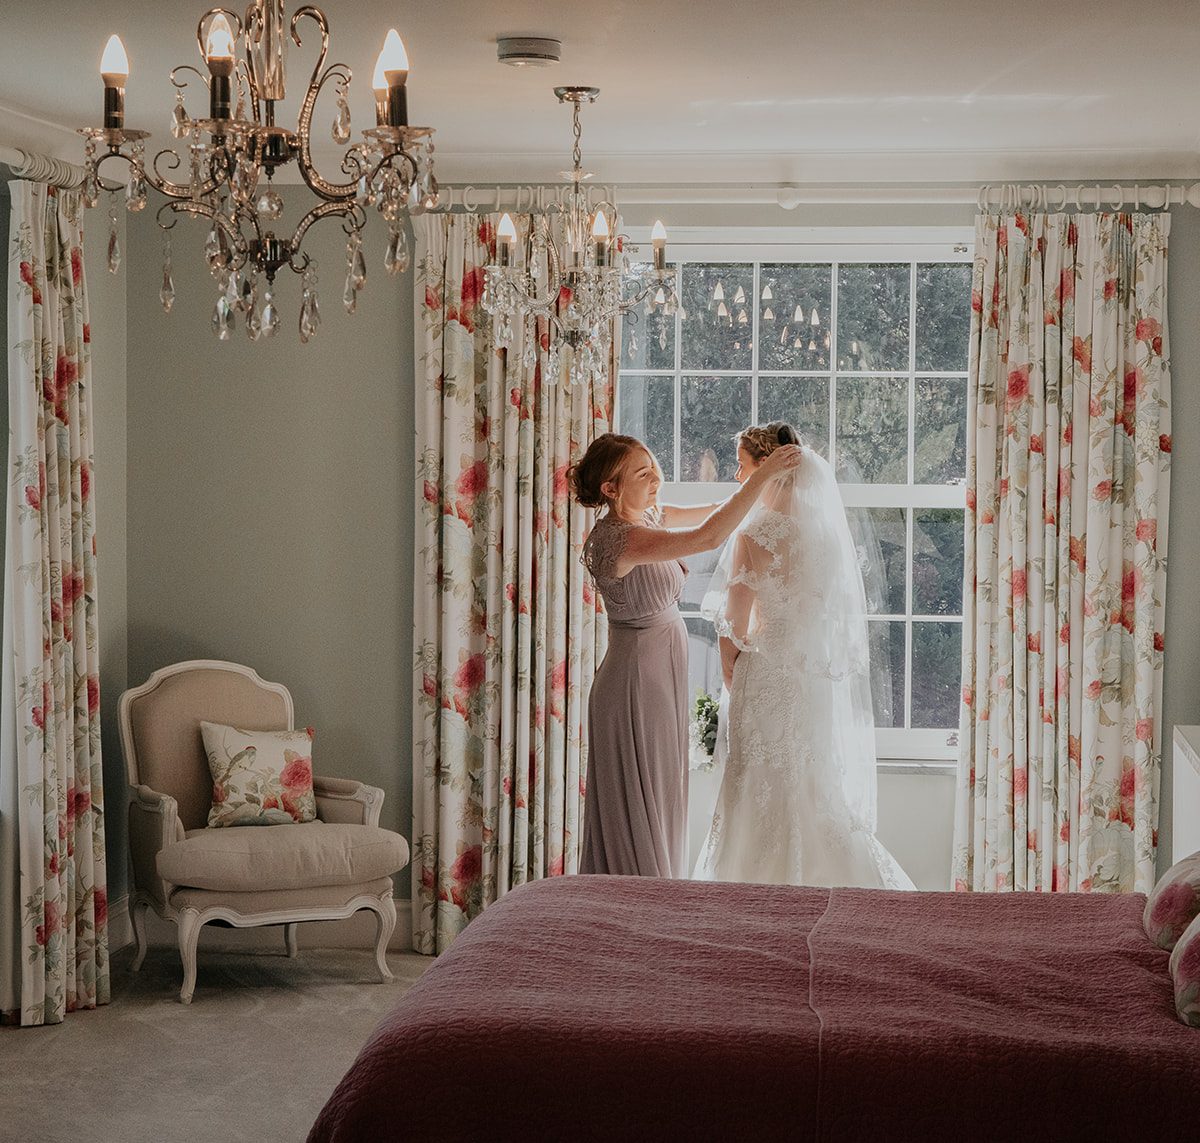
[
  {"xmin": 1110, "ymin": 184, "xmax": 1124, "ymax": 211},
  {"xmin": 978, "ymin": 183, "xmax": 990, "ymax": 211},
  {"xmin": 1133, "ymin": 184, "xmax": 1140, "ymax": 210},
  {"xmin": 1093, "ymin": 184, "xmax": 1101, "ymax": 212},
  {"xmin": 461, "ymin": 185, "xmax": 478, "ymax": 212},
  {"xmin": 1071, "ymin": 185, "xmax": 1082, "ymax": 211}
]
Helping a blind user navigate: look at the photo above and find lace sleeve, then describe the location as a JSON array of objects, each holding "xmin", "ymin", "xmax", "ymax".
[{"xmin": 582, "ymin": 518, "xmax": 631, "ymax": 580}]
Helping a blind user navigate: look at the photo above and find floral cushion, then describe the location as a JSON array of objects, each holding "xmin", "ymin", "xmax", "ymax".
[
  {"xmin": 200, "ymin": 721, "xmax": 317, "ymax": 828},
  {"xmin": 1143, "ymin": 851, "xmax": 1200, "ymax": 950},
  {"xmin": 1169, "ymin": 913, "xmax": 1200, "ymax": 1027}
]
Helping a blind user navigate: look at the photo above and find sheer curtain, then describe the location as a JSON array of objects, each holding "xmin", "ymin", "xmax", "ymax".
[
  {"xmin": 2, "ymin": 182, "xmax": 108, "ymax": 1024},
  {"xmin": 411, "ymin": 213, "xmax": 610, "ymax": 954},
  {"xmin": 954, "ymin": 212, "xmax": 1170, "ymax": 894}
]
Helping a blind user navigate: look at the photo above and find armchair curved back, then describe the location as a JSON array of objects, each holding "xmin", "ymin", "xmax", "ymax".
[{"xmin": 119, "ymin": 661, "xmax": 293, "ymax": 831}]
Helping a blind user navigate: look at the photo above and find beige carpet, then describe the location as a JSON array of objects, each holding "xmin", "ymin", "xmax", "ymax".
[{"xmin": 0, "ymin": 942, "xmax": 432, "ymax": 1143}]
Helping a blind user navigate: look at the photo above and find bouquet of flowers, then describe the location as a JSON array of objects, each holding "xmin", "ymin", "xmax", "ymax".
[{"xmin": 688, "ymin": 689, "xmax": 720, "ymax": 772}]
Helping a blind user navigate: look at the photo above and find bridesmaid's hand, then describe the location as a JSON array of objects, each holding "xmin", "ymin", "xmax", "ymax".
[{"xmin": 756, "ymin": 444, "xmax": 803, "ymax": 481}]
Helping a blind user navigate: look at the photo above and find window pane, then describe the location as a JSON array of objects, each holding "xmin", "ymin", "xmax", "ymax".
[
  {"xmin": 757, "ymin": 376, "xmax": 830, "ymax": 459},
  {"xmin": 848, "ymin": 507, "xmax": 906, "ymax": 615},
  {"xmin": 913, "ymin": 509, "xmax": 964, "ymax": 616},
  {"xmin": 622, "ymin": 263, "xmax": 676, "ymax": 369},
  {"xmin": 681, "ymin": 264, "xmax": 754, "ymax": 372},
  {"xmin": 617, "ymin": 374, "xmax": 675, "ymax": 480},
  {"xmin": 911, "ymin": 621, "xmax": 963, "ymax": 728},
  {"xmin": 758, "ymin": 264, "xmax": 832, "ymax": 371},
  {"xmin": 835, "ymin": 376, "xmax": 908, "ymax": 483},
  {"xmin": 680, "ymin": 376, "xmax": 752, "ymax": 481},
  {"xmin": 914, "ymin": 377, "xmax": 967, "ymax": 484},
  {"xmin": 869, "ymin": 619, "xmax": 905, "ymax": 729},
  {"xmin": 916, "ymin": 263, "xmax": 972, "ymax": 372},
  {"xmin": 684, "ymin": 614, "xmax": 724, "ymax": 702},
  {"xmin": 679, "ymin": 548, "xmax": 722, "ymax": 612},
  {"xmin": 836, "ymin": 263, "xmax": 910, "ymax": 371}
]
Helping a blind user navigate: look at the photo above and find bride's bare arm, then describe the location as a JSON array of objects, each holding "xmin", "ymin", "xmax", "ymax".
[
  {"xmin": 614, "ymin": 445, "xmax": 802, "ymax": 577},
  {"xmin": 720, "ymin": 541, "xmax": 757, "ymax": 686}
]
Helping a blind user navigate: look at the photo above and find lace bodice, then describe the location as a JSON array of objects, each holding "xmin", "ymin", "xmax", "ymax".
[{"xmin": 582, "ymin": 513, "xmax": 687, "ymax": 624}]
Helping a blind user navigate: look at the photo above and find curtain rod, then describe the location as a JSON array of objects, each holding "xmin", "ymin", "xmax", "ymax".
[{"xmin": 0, "ymin": 145, "xmax": 85, "ymax": 189}]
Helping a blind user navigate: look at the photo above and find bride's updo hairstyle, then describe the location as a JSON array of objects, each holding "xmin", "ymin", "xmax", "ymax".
[
  {"xmin": 737, "ymin": 421, "xmax": 801, "ymax": 463},
  {"xmin": 569, "ymin": 432, "xmax": 647, "ymax": 511}
]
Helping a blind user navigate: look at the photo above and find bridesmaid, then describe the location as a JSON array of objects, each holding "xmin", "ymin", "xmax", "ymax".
[{"xmin": 570, "ymin": 432, "xmax": 802, "ymax": 877}]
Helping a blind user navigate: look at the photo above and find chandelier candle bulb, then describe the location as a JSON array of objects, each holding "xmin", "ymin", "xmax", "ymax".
[
  {"xmin": 376, "ymin": 29, "xmax": 409, "ymax": 128},
  {"xmin": 100, "ymin": 34, "xmax": 129, "ymax": 129},
  {"xmin": 591, "ymin": 209, "xmax": 610, "ymax": 268},
  {"xmin": 204, "ymin": 14, "xmax": 237, "ymax": 119},
  {"xmin": 651, "ymin": 219, "xmax": 667, "ymax": 271},
  {"xmin": 497, "ymin": 212, "xmax": 517, "ymax": 268}
]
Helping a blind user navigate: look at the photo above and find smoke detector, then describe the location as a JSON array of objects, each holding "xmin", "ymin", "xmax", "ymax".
[{"xmin": 497, "ymin": 37, "xmax": 562, "ymax": 68}]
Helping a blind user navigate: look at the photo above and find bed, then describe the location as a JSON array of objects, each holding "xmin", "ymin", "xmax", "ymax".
[{"xmin": 309, "ymin": 875, "xmax": 1200, "ymax": 1141}]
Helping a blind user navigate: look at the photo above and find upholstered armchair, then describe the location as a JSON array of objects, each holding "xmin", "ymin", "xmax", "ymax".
[{"xmin": 119, "ymin": 660, "xmax": 409, "ymax": 1003}]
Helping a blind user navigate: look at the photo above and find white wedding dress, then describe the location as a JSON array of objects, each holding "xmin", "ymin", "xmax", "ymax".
[{"xmin": 693, "ymin": 451, "xmax": 914, "ymax": 890}]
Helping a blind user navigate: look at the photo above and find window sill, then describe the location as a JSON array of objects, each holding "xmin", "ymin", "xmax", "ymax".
[{"xmin": 877, "ymin": 759, "xmax": 958, "ymax": 776}]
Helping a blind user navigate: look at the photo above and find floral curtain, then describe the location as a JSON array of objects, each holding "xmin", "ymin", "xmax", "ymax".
[
  {"xmin": 412, "ymin": 212, "xmax": 610, "ymax": 955},
  {"xmin": 954, "ymin": 212, "xmax": 1170, "ymax": 894},
  {"xmin": 2, "ymin": 182, "xmax": 108, "ymax": 1025}
]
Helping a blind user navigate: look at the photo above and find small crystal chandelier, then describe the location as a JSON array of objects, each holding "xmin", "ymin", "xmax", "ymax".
[
  {"xmin": 482, "ymin": 86, "xmax": 678, "ymax": 382},
  {"xmin": 78, "ymin": 2, "xmax": 438, "ymax": 343}
]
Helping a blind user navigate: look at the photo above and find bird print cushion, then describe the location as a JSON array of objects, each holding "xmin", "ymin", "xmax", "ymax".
[{"xmin": 200, "ymin": 721, "xmax": 318, "ymax": 827}]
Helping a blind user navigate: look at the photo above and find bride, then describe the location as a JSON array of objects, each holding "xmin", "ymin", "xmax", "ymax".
[{"xmin": 693, "ymin": 422, "xmax": 914, "ymax": 890}]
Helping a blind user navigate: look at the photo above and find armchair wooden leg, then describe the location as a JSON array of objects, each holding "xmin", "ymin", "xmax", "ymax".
[
  {"xmin": 177, "ymin": 908, "xmax": 203, "ymax": 1004},
  {"xmin": 284, "ymin": 923, "xmax": 299, "ymax": 958},
  {"xmin": 131, "ymin": 898, "xmax": 150, "ymax": 972},
  {"xmin": 372, "ymin": 896, "xmax": 396, "ymax": 982}
]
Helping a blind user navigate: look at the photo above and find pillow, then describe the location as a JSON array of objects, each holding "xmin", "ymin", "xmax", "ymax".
[
  {"xmin": 1143, "ymin": 851, "xmax": 1200, "ymax": 950},
  {"xmin": 201, "ymin": 721, "xmax": 317, "ymax": 828},
  {"xmin": 1169, "ymin": 912, "xmax": 1200, "ymax": 1027}
]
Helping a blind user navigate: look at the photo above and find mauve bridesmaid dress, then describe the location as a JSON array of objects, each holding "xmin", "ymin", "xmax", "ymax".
[{"xmin": 580, "ymin": 512, "xmax": 688, "ymax": 878}]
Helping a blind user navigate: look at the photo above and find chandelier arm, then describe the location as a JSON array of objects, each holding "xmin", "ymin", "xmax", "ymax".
[
  {"xmin": 234, "ymin": 57, "xmax": 259, "ymax": 122},
  {"xmin": 195, "ymin": 8, "xmax": 244, "ymax": 62},
  {"xmin": 288, "ymin": 198, "xmax": 365, "ymax": 256},
  {"xmin": 294, "ymin": 62, "xmax": 359, "ymax": 199},
  {"xmin": 142, "ymin": 145, "xmax": 223, "ymax": 200}
]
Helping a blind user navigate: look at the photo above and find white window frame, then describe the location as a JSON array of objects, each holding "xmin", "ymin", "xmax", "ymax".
[{"xmin": 617, "ymin": 226, "xmax": 974, "ymax": 761}]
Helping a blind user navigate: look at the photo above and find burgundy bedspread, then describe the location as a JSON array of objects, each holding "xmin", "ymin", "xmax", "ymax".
[{"xmin": 310, "ymin": 876, "xmax": 1200, "ymax": 1141}]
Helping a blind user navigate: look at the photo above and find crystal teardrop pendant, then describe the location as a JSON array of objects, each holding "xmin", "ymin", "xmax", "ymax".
[
  {"xmin": 107, "ymin": 228, "xmax": 121, "ymax": 275},
  {"xmin": 82, "ymin": 169, "xmax": 100, "ymax": 210},
  {"xmin": 239, "ymin": 272, "xmax": 256, "ymax": 315},
  {"xmin": 125, "ymin": 171, "xmax": 148, "ymax": 213},
  {"xmin": 384, "ymin": 229, "xmax": 410, "ymax": 276},
  {"xmin": 349, "ymin": 246, "xmax": 367, "ymax": 290},
  {"xmin": 212, "ymin": 296, "xmax": 234, "ymax": 340},
  {"xmin": 205, "ymin": 226, "xmax": 232, "ymax": 275},
  {"xmin": 260, "ymin": 287, "xmax": 280, "ymax": 338},
  {"xmin": 342, "ymin": 276, "xmax": 358, "ymax": 315},
  {"xmin": 245, "ymin": 296, "xmax": 261, "ymax": 341},
  {"xmin": 255, "ymin": 187, "xmax": 283, "ymax": 221},
  {"xmin": 160, "ymin": 264, "xmax": 175, "ymax": 313},
  {"xmin": 231, "ymin": 157, "xmax": 258, "ymax": 204},
  {"xmin": 299, "ymin": 290, "xmax": 320, "ymax": 343},
  {"xmin": 331, "ymin": 97, "xmax": 351, "ymax": 145},
  {"xmin": 355, "ymin": 175, "xmax": 373, "ymax": 208},
  {"xmin": 171, "ymin": 98, "xmax": 191, "ymax": 139}
]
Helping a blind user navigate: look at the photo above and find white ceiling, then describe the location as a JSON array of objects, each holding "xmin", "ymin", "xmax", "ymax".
[{"xmin": 3, "ymin": 0, "xmax": 1199, "ymax": 185}]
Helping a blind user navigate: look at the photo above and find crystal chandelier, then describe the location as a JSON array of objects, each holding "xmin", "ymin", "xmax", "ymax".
[
  {"xmin": 78, "ymin": 2, "xmax": 438, "ymax": 343},
  {"xmin": 482, "ymin": 86, "xmax": 678, "ymax": 382}
]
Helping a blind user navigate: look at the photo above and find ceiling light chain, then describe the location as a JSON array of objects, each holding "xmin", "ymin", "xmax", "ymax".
[{"xmin": 78, "ymin": 1, "xmax": 437, "ymax": 344}]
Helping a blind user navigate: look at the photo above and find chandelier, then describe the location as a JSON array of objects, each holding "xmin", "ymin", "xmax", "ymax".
[
  {"xmin": 78, "ymin": 1, "xmax": 437, "ymax": 342},
  {"xmin": 481, "ymin": 86, "xmax": 678, "ymax": 382}
]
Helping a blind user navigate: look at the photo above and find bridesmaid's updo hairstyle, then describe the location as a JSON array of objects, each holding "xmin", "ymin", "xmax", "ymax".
[
  {"xmin": 569, "ymin": 432, "xmax": 646, "ymax": 511},
  {"xmin": 737, "ymin": 421, "xmax": 802, "ymax": 463}
]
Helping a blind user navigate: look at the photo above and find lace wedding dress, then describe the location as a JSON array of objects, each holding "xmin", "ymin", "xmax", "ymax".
[{"xmin": 693, "ymin": 452, "xmax": 914, "ymax": 890}]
